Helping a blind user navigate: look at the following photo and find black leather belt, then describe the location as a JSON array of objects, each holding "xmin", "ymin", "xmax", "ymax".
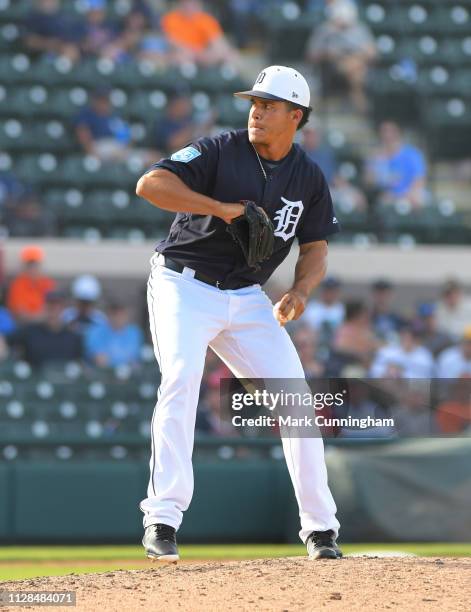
[{"xmin": 163, "ymin": 257, "xmax": 250, "ymax": 290}]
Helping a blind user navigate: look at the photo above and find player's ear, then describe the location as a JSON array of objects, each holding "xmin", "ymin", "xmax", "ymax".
[{"xmin": 291, "ymin": 108, "xmax": 303, "ymax": 127}]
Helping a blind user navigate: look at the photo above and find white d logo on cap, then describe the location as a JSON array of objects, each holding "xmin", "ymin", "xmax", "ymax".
[{"xmin": 255, "ymin": 71, "xmax": 266, "ymax": 85}]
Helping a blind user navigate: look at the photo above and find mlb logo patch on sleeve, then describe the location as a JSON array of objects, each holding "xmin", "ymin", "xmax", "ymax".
[{"xmin": 170, "ymin": 146, "xmax": 201, "ymax": 163}]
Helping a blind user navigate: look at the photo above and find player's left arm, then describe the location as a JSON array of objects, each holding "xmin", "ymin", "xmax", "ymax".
[{"xmin": 274, "ymin": 240, "xmax": 328, "ymax": 326}]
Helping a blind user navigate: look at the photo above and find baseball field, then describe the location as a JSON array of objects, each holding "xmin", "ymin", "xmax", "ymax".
[{"xmin": 0, "ymin": 544, "xmax": 469, "ymax": 611}]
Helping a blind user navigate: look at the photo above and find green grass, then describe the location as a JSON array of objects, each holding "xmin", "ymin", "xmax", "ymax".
[{"xmin": 0, "ymin": 543, "xmax": 469, "ymax": 581}]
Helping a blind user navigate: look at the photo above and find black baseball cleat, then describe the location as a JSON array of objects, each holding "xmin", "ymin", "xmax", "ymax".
[
  {"xmin": 142, "ymin": 523, "xmax": 179, "ymax": 563},
  {"xmin": 306, "ymin": 529, "xmax": 343, "ymax": 560}
]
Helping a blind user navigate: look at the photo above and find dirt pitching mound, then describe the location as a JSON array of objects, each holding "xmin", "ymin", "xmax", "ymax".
[{"xmin": 1, "ymin": 556, "xmax": 470, "ymax": 611}]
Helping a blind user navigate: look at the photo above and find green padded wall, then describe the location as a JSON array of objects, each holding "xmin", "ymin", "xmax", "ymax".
[
  {"xmin": 0, "ymin": 463, "xmax": 10, "ymax": 538},
  {"xmin": 13, "ymin": 461, "xmax": 147, "ymax": 541},
  {"xmin": 181, "ymin": 460, "xmax": 293, "ymax": 542}
]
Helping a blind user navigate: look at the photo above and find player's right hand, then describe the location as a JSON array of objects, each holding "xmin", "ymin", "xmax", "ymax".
[{"xmin": 218, "ymin": 202, "xmax": 245, "ymax": 224}]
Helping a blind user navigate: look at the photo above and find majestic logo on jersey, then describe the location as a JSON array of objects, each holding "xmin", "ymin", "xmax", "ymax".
[
  {"xmin": 273, "ymin": 197, "xmax": 304, "ymax": 241},
  {"xmin": 171, "ymin": 146, "xmax": 201, "ymax": 163}
]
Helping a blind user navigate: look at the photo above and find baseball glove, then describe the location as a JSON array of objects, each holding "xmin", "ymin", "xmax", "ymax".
[{"xmin": 226, "ymin": 200, "xmax": 275, "ymax": 270}]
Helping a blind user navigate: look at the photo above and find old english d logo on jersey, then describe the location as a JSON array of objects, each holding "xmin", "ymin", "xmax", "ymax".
[{"xmin": 273, "ymin": 197, "xmax": 304, "ymax": 241}]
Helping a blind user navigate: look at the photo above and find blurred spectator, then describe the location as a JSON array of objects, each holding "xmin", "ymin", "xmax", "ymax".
[
  {"xmin": 73, "ymin": 87, "xmax": 131, "ymax": 162},
  {"xmin": 153, "ymin": 90, "xmax": 215, "ymax": 155},
  {"xmin": 133, "ymin": 15, "xmax": 172, "ymax": 65},
  {"xmin": 9, "ymin": 291, "xmax": 83, "ymax": 367},
  {"xmin": 330, "ymin": 175, "xmax": 367, "ymax": 213},
  {"xmin": 0, "ymin": 291, "xmax": 15, "ymax": 362},
  {"xmin": 306, "ymin": 0, "xmax": 376, "ymax": 112},
  {"xmin": 435, "ymin": 279, "xmax": 471, "ymax": 341},
  {"xmin": 85, "ymin": 301, "xmax": 143, "ymax": 368},
  {"xmin": 80, "ymin": 0, "xmax": 124, "ymax": 61},
  {"xmin": 291, "ymin": 325, "xmax": 325, "ymax": 379},
  {"xmin": 203, "ymin": 348, "xmax": 232, "ymax": 389},
  {"xmin": 435, "ymin": 379, "xmax": 471, "ymax": 434},
  {"xmin": 6, "ymin": 246, "xmax": 56, "ymax": 323},
  {"xmin": 303, "ymin": 277, "xmax": 344, "ymax": 346},
  {"xmin": 337, "ymin": 382, "xmax": 394, "ymax": 438},
  {"xmin": 161, "ymin": 0, "xmax": 239, "ymax": 66},
  {"xmin": 436, "ymin": 326, "xmax": 471, "ymax": 378},
  {"xmin": 3, "ymin": 192, "xmax": 56, "ymax": 237},
  {"xmin": 333, "ymin": 300, "xmax": 378, "ymax": 366},
  {"xmin": 413, "ymin": 302, "xmax": 452, "ymax": 357},
  {"xmin": 392, "ymin": 384, "xmax": 434, "ymax": 436},
  {"xmin": 0, "ymin": 171, "xmax": 29, "ymax": 212},
  {"xmin": 225, "ymin": 0, "xmax": 265, "ymax": 48},
  {"xmin": 62, "ymin": 275, "xmax": 107, "ymax": 335},
  {"xmin": 365, "ymin": 121, "xmax": 427, "ymax": 208},
  {"xmin": 370, "ymin": 323, "xmax": 435, "ymax": 378},
  {"xmin": 0, "ymin": 303, "xmax": 16, "ymax": 339},
  {"xmin": 301, "ymin": 124, "xmax": 338, "ymax": 185},
  {"xmin": 196, "ymin": 385, "xmax": 235, "ymax": 435},
  {"xmin": 23, "ymin": 0, "xmax": 83, "ymax": 62},
  {"xmin": 369, "ymin": 279, "xmax": 405, "ymax": 341}
]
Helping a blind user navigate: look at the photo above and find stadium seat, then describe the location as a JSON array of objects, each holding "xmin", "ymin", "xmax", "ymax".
[
  {"xmin": 0, "ymin": 0, "xmax": 30, "ymax": 22},
  {"xmin": 436, "ymin": 5, "xmax": 471, "ymax": 35},
  {"xmin": 127, "ymin": 90, "xmax": 167, "ymax": 122},
  {"xmin": 422, "ymin": 98, "xmax": 471, "ymax": 159},
  {"xmin": 1, "ymin": 86, "xmax": 52, "ymax": 119},
  {"xmin": 0, "ymin": 21, "xmax": 19, "ymax": 50},
  {"xmin": 57, "ymin": 156, "xmax": 139, "ymax": 189},
  {"xmin": 190, "ymin": 65, "xmax": 247, "ymax": 94},
  {"xmin": 61, "ymin": 226, "xmax": 103, "ymax": 241},
  {"xmin": 415, "ymin": 66, "xmax": 458, "ymax": 97},
  {"xmin": 439, "ymin": 38, "xmax": 471, "ymax": 66},
  {"xmin": 0, "ymin": 53, "xmax": 34, "ymax": 84},
  {"xmin": 0, "ymin": 120, "xmax": 75, "ymax": 154},
  {"xmin": 0, "ymin": 118, "xmax": 33, "ymax": 151},
  {"xmin": 14, "ymin": 153, "xmax": 60, "ymax": 186},
  {"xmin": 111, "ymin": 61, "xmax": 179, "ymax": 91},
  {"xmin": 368, "ymin": 67, "xmax": 419, "ymax": 124},
  {"xmin": 216, "ymin": 95, "xmax": 249, "ymax": 127},
  {"xmin": 47, "ymin": 88, "xmax": 89, "ymax": 119}
]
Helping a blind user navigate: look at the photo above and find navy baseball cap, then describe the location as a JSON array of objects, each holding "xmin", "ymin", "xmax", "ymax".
[
  {"xmin": 372, "ymin": 278, "xmax": 393, "ymax": 291},
  {"xmin": 321, "ymin": 277, "xmax": 341, "ymax": 289}
]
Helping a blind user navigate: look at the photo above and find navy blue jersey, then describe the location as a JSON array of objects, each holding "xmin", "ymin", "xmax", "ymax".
[{"xmin": 147, "ymin": 129, "xmax": 340, "ymax": 287}]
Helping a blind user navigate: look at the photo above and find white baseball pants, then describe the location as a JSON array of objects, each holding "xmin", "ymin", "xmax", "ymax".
[{"xmin": 140, "ymin": 254, "xmax": 340, "ymax": 543}]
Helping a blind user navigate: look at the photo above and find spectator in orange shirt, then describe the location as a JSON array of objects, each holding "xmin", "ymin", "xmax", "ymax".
[
  {"xmin": 161, "ymin": 0, "xmax": 239, "ymax": 66},
  {"xmin": 435, "ymin": 379, "xmax": 471, "ymax": 434},
  {"xmin": 6, "ymin": 245, "xmax": 56, "ymax": 323}
]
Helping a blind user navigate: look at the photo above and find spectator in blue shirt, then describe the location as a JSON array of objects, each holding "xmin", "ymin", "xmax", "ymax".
[
  {"xmin": 365, "ymin": 121, "xmax": 427, "ymax": 208},
  {"xmin": 23, "ymin": 0, "xmax": 85, "ymax": 62},
  {"xmin": 80, "ymin": 0, "xmax": 123, "ymax": 61},
  {"xmin": 85, "ymin": 301, "xmax": 143, "ymax": 368},
  {"xmin": 74, "ymin": 87, "xmax": 131, "ymax": 161},
  {"xmin": 0, "ymin": 292, "xmax": 16, "ymax": 362},
  {"xmin": 0, "ymin": 306, "xmax": 16, "ymax": 338},
  {"xmin": 153, "ymin": 91, "xmax": 215, "ymax": 156},
  {"xmin": 301, "ymin": 124, "xmax": 337, "ymax": 185},
  {"xmin": 62, "ymin": 275, "xmax": 107, "ymax": 335},
  {"xmin": 0, "ymin": 171, "xmax": 29, "ymax": 211}
]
